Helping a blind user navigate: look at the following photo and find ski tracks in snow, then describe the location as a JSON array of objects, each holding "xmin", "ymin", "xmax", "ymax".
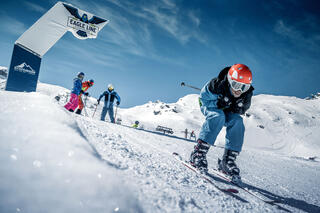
[
  {"xmin": 73, "ymin": 116, "xmax": 293, "ymax": 212},
  {"xmin": 76, "ymin": 117, "xmax": 207, "ymax": 212}
]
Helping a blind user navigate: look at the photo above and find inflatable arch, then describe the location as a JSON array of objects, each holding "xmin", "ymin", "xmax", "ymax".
[{"xmin": 5, "ymin": 1, "xmax": 108, "ymax": 92}]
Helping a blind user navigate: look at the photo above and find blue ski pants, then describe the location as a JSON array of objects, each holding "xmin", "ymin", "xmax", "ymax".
[
  {"xmin": 198, "ymin": 107, "xmax": 245, "ymax": 152},
  {"xmin": 100, "ymin": 105, "xmax": 115, "ymax": 123}
]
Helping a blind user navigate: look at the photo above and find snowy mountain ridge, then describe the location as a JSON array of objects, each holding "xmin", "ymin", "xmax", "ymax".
[
  {"xmin": 0, "ymin": 66, "xmax": 8, "ymax": 79},
  {"xmin": 305, "ymin": 92, "xmax": 320, "ymax": 100}
]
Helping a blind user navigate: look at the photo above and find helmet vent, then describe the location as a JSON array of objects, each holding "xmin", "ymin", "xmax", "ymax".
[{"xmin": 232, "ymin": 71, "xmax": 238, "ymax": 79}]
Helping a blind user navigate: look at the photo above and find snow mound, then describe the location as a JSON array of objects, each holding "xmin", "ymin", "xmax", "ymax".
[{"xmin": 0, "ymin": 90, "xmax": 142, "ymax": 212}]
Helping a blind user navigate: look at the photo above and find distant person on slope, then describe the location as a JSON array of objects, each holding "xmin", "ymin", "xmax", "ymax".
[
  {"xmin": 189, "ymin": 64, "xmax": 254, "ymax": 183},
  {"xmin": 75, "ymin": 79, "xmax": 94, "ymax": 115},
  {"xmin": 132, "ymin": 120, "xmax": 139, "ymax": 128},
  {"xmin": 97, "ymin": 84, "xmax": 121, "ymax": 123},
  {"xmin": 64, "ymin": 72, "xmax": 85, "ymax": 112},
  {"xmin": 190, "ymin": 130, "xmax": 196, "ymax": 141}
]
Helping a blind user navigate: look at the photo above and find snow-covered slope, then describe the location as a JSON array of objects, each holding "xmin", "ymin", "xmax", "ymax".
[
  {"xmin": 117, "ymin": 93, "xmax": 320, "ymax": 159},
  {"xmin": 1, "ymin": 79, "xmax": 320, "ymax": 212},
  {"xmin": 245, "ymin": 95, "xmax": 320, "ymax": 158}
]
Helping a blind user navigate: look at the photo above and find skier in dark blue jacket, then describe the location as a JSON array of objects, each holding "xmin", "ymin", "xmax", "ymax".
[
  {"xmin": 189, "ymin": 64, "xmax": 254, "ymax": 183},
  {"xmin": 97, "ymin": 84, "xmax": 121, "ymax": 123}
]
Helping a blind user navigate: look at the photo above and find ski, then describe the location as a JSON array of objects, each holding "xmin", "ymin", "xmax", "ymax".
[
  {"xmin": 172, "ymin": 152, "xmax": 239, "ymax": 194},
  {"xmin": 173, "ymin": 152, "xmax": 286, "ymax": 208},
  {"xmin": 209, "ymin": 168, "xmax": 279, "ymax": 204}
]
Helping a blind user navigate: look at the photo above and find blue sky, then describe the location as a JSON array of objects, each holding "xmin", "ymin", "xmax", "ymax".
[{"xmin": 0, "ymin": 0, "xmax": 319, "ymax": 107}]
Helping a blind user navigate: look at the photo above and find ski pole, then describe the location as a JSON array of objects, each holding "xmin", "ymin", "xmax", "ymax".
[
  {"xmin": 180, "ymin": 82, "xmax": 201, "ymax": 91},
  {"xmin": 114, "ymin": 104, "xmax": 118, "ymax": 123},
  {"xmin": 83, "ymin": 95, "xmax": 88, "ymax": 117},
  {"xmin": 92, "ymin": 103, "xmax": 98, "ymax": 118}
]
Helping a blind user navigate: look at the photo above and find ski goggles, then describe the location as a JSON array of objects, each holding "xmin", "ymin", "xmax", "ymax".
[{"xmin": 229, "ymin": 79, "xmax": 251, "ymax": 93}]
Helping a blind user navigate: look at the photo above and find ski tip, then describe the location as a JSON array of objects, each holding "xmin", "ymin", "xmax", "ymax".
[{"xmin": 225, "ymin": 188, "xmax": 239, "ymax": 194}]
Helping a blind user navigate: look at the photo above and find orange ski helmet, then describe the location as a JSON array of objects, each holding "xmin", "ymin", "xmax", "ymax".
[{"xmin": 227, "ymin": 64, "xmax": 252, "ymax": 92}]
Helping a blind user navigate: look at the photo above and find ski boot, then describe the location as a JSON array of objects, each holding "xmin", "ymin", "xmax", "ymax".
[
  {"xmin": 75, "ymin": 109, "xmax": 82, "ymax": 115},
  {"xmin": 218, "ymin": 149, "xmax": 242, "ymax": 184},
  {"xmin": 189, "ymin": 139, "xmax": 210, "ymax": 173}
]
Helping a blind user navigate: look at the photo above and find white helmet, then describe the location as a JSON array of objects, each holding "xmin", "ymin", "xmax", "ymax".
[{"xmin": 108, "ymin": 84, "xmax": 114, "ymax": 91}]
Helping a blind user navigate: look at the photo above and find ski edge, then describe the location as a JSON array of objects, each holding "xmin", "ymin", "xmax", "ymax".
[
  {"xmin": 209, "ymin": 168, "xmax": 281, "ymax": 204},
  {"xmin": 172, "ymin": 152, "xmax": 239, "ymax": 194}
]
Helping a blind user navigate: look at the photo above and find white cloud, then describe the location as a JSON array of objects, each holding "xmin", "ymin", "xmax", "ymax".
[
  {"xmin": 274, "ymin": 19, "xmax": 320, "ymax": 51},
  {"xmin": 105, "ymin": 0, "xmax": 207, "ymax": 45},
  {"xmin": 161, "ymin": 0, "xmax": 176, "ymax": 9},
  {"xmin": 24, "ymin": 2, "xmax": 46, "ymax": 13},
  {"xmin": 0, "ymin": 14, "xmax": 27, "ymax": 35},
  {"xmin": 188, "ymin": 11, "xmax": 201, "ymax": 27},
  {"xmin": 88, "ymin": 3, "xmax": 156, "ymax": 58},
  {"xmin": 274, "ymin": 20, "xmax": 299, "ymax": 39},
  {"xmin": 47, "ymin": 0, "xmax": 204, "ymax": 67}
]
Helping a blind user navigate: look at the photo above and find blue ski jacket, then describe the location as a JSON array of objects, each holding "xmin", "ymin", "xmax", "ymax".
[
  {"xmin": 98, "ymin": 90, "xmax": 121, "ymax": 107},
  {"xmin": 71, "ymin": 78, "xmax": 83, "ymax": 95}
]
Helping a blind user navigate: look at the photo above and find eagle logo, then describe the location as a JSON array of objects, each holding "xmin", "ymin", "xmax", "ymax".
[{"xmin": 63, "ymin": 3, "xmax": 106, "ymax": 38}]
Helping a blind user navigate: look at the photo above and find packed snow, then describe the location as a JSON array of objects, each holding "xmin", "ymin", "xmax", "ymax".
[{"xmin": 0, "ymin": 74, "xmax": 320, "ymax": 212}]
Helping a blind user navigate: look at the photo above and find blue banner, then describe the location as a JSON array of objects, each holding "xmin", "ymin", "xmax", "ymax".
[{"xmin": 5, "ymin": 44, "xmax": 41, "ymax": 92}]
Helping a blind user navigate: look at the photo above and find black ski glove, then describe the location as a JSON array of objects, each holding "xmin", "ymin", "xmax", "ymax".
[
  {"xmin": 116, "ymin": 101, "xmax": 120, "ymax": 105},
  {"xmin": 84, "ymin": 92, "xmax": 89, "ymax": 96},
  {"xmin": 216, "ymin": 95, "xmax": 232, "ymax": 110},
  {"xmin": 97, "ymin": 99, "xmax": 100, "ymax": 105}
]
